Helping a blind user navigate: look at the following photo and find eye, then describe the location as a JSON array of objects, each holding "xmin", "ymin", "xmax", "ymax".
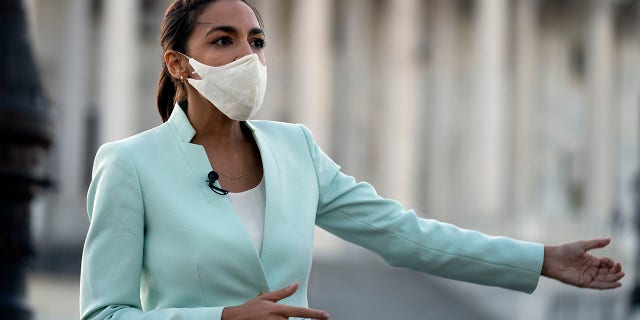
[
  {"xmin": 211, "ymin": 37, "xmax": 232, "ymax": 46},
  {"xmin": 250, "ymin": 38, "xmax": 266, "ymax": 49}
]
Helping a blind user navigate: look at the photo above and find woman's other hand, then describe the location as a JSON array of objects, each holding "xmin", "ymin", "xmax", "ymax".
[
  {"xmin": 222, "ymin": 282, "xmax": 330, "ymax": 320},
  {"xmin": 541, "ymin": 238, "xmax": 625, "ymax": 289}
]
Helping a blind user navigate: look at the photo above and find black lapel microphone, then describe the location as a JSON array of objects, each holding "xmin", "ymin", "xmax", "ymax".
[{"xmin": 207, "ymin": 171, "xmax": 229, "ymax": 195}]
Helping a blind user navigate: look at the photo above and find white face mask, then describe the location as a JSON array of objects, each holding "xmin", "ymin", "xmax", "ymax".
[{"xmin": 185, "ymin": 53, "xmax": 267, "ymax": 121}]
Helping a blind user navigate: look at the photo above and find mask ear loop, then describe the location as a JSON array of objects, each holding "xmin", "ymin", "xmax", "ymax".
[{"xmin": 175, "ymin": 51, "xmax": 198, "ymax": 78}]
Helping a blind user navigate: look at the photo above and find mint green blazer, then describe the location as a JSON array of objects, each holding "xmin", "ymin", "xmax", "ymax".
[{"xmin": 80, "ymin": 106, "xmax": 543, "ymax": 320}]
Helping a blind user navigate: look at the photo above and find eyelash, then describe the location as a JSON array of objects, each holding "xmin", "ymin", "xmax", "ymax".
[
  {"xmin": 211, "ymin": 37, "xmax": 232, "ymax": 46},
  {"xmin": 210, "ymin": 37, "xmax": 266, "ymax": 49},
  {"xmin": 251, "ymin": 39, "xmax": 266, "ymax": 49}
]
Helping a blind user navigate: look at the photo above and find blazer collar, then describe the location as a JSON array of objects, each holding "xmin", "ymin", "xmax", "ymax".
[{"xmin": 167, "ymin": 104, "xmax": 196, "ymax": 143}]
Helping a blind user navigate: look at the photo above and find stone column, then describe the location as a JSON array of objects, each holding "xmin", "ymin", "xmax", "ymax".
[
  {"xmin": 426, "ymin": 0, "xmax": 457, "ymax": 219},
  {"xmin": 23, "ymin": 0, "xmax": 36, "ymax": 30},
  {"xmin": 255, "ymin": 0, "xmax": 289, "ymax": 122},
  {"xmin": 46, "ymin": 0, "xmax": 92, "ymax": 245},
  {"xmin": 377, "ymin": 0, "xmax": 421, "ymax": 207},
  {"xmin": 31, "ymin": 0, "xmax": 92, "ymax": 247},
  {"xmin": 468, "ymin": 0, "xmax": 509, "ymax": 217},
  {"xmin": 613, "ymin": 0, "xmax": 640, "ymax": 248},
  {"xmin": 512, "ymin": 0, "xmax": 539, "ymax": 215},
  {"xmin": 333, "ymin": 0, "xmax": 374, "ymax": 179},
  {"xmin": 58, "ymin": 0, "xmax": 90, "ymax": 205},
  {"xmin": 536, "ymin": 7, "xmax": 572, "ymax": 219},
  {"xmin": 289, "ymin": 0, "xmax": 333, "ymax": 152},
  {"xmin": 99, "ymin": 0, "xmax": 140, "ymax": 143},
  {"xmin": 585, "ymin": 0, "xmax": 616, "ymax": 220}
]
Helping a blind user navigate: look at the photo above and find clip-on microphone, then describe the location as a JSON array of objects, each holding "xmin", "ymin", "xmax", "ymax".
[{"xmin": 207, "ymin": 171, "xmax": 229, "ymax": 195}]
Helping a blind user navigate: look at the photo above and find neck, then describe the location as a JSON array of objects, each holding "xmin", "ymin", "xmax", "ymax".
[{"xmin": 185, "ymin": 93, "xmax": 245, "ymax": 147}]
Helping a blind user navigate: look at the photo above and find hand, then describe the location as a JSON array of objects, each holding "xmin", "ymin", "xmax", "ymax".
[
  {"xmin": 541, "ymin": 238, "xmax": 624, "ymax": 289},
  {"xmin": 221, "ymin": 282, "xmax": 330, "ymax": 320}
]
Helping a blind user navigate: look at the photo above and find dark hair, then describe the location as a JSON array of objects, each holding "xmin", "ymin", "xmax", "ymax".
[{"xmin": 156, "ymin": 0, "xmax": 263, "ymax": 122}]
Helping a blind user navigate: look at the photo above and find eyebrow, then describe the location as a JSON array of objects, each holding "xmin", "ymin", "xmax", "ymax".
[{"xmin": 199, "ymin": 24, "xmax": 265, "ymax": 38}]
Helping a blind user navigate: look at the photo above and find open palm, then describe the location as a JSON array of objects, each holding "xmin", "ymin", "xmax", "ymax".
[{"xmin": 541, "ymin": 238, "xmax": 624, "ymax": 289}]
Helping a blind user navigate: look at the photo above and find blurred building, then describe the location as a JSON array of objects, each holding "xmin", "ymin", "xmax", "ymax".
[{"xmin": 23, "ymin": 0, "xmax": 640, "ymax": 317}]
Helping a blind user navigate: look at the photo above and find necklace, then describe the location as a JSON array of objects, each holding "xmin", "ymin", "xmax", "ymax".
[
  {"xmin": 215, "ymin": 168, "xmax": 243, "ymax": 180},
  {"xmin": 209, "ymin": 126, "xmax": 253, "ymax": 181},
  {"xmin": 212, "ymin": 150, "xmax": 246, "ymax": 181}
]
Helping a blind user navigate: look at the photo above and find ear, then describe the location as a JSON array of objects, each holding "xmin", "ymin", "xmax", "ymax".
[{"xmin": 164, "ymin": 50, "xmax": 190, "ymax": 80}]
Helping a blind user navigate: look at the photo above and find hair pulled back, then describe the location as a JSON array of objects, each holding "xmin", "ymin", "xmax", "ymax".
[{"xmin": 156, "ymin": 0, "xmax": 262, "ymax": 121}]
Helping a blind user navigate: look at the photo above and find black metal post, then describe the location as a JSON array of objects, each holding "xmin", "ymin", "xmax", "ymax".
[{"xmin": 0, "ymin": 0, "xmax": 53, "ymax": 319}]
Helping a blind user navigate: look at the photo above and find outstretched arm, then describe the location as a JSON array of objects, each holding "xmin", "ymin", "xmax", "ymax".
[{"xmin": 542, "ymin": 238, "xmax": 624, "ymax": 289}]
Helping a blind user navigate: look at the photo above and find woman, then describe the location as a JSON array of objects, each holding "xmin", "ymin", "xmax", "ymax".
[{"xmin": 80, "ymin": 0, "xmax": 624, "ymax": 319}]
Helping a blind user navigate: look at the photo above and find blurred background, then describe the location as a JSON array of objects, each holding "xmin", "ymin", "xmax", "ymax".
[{"xmin": 14, "ymin": 0, "xmax": 640, "ymax": 319}]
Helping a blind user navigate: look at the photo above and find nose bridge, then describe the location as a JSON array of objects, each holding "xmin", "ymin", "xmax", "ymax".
[{"xmin": 235, "ymin": 40, "xmax": 253, "ymax": 61}]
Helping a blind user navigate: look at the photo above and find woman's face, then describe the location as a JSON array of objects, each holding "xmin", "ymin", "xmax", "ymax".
[{"xmin": 185, "ymin": 0, "xmax": 266, "ymax": 68}]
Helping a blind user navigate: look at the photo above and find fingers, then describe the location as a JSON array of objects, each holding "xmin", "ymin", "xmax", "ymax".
[
  {"xmin": 599, "ymin": 257, "xmax": 615, "ymax": 268},
  {"xmin": 598, "ymin": 259, "xmax": 622, "ymax": 273},
  {"xmin": 613, "ymin": 262, "xmax": 622, "ymax": 273},
  {"xmin": 581, "ymin": 238, "xmax": 611, "ymax": 251},
  {"xmin": 588, "ymin": 261, "xmax": 625, "ymax": 290},
  {"xmin": 588, "ymin": 273, "xmax": 624, "ymax": 289},
  {"xmin": 226, "ymin": 285, "xmax": 331, "ymax": 320},
  {"xmin": 246, "ymin": 282, "xmax": 330, "ymax": 319},
  {"xmin": 276, "ymin": 305, "xmax": 330, "ymax": 320},
  {"xmin": 259, "ymin": 282, "xmax": 299, "ymax": 302},
  {"xmin": 594, "ymin": 270, "xmax": 625, "ymax": 283},
  {"xmin": 588, "ymin": 280, "xmax": 623, "ymax": 290},
  {"xmin": 258, "ymin": 283, "xmax": 330, "ymax": 319}
]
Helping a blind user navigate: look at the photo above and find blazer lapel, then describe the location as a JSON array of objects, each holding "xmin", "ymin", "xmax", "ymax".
[
  {"xmin": 166, "ymin": 106, "xmax": 271, "ymax": 293},
  {"xmin": 245, "ymin": 122, "xmax": 288, "ymax": 290}
]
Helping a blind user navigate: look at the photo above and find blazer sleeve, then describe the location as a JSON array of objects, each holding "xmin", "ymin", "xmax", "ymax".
[
  {"xmin": 301, "ymin": 125, "xmax": 544, "ymax": 294},
  {"xmin": 80, "ymin": 143, "xmax": 225, "ymax": 320}
]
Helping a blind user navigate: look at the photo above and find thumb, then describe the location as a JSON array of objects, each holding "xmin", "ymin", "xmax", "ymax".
[
  {"xmin": 581, "ymin": 238, "xmax": 611, "ymax": 251},
  {"xmin": 259, "ymin": 282, "xmax": 299, "ymax": 302}
]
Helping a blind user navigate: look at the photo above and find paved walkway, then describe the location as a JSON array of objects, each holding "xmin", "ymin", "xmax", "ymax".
[
  {"xmin": 28, "ymin": 273, "xmax": 80, "ymax": 320},
  {"xmin": 308, "ymin": 260, "xmax": 493, "ymax": 320},
  {"xmin": 27, "ymin": 254, "xmax": 633, "ymax": 320},
  {"xmin": 27, "ymin": 262, "xmax": 490, "ymax": 320}
]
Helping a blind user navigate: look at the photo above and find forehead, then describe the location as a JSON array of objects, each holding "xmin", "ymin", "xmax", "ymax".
[{"xmin": 196, "ymin": 0, "xmax": 260, "ymax": 28}]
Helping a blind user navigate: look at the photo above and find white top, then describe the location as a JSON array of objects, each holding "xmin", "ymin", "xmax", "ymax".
[{"xmin": 226, "ymin": 177, "xmax": 266, "ymax": 255}]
